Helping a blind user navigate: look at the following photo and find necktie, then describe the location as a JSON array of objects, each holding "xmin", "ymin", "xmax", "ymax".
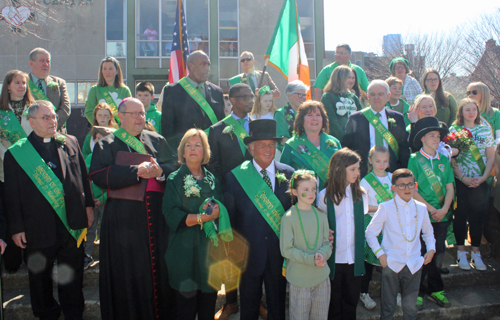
[
  {"xmin": 37, "ymin": 79, "xmax": 45, "ymax": 94},
  {"xmin": 375, "ymin": 112, "xmax": 384, "ymax": 146},
  {"xmin": 237, "ymin": 118, "xmax": 247, "ymax": 128},
  {"xmin": 247, "ymin": 74, "xmax": 256, "ymax": 93},
  {"xmin": 196, "ymin": 84, "xmax": 203, "ymax": 96},
  {"xmin": 261, "ymin": 169, "xmax": 272, "ymax": 190}
]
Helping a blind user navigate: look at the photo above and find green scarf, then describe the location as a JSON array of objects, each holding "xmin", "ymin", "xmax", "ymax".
[{"xmin": 198, "ymin": 198, "xmax": 233, "ymax": 247}]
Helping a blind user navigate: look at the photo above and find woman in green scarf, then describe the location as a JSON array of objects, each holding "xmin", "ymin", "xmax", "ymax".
[{"xmin": 163, "ymin": 128, "xmax": 232, "ymax": 320}]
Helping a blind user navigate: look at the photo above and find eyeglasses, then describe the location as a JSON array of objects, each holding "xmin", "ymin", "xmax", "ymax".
[
  {"xmin": 234, "ymin": 94, "xmax": 255, "ymax": 102},
  {"xmin": 293, "ymin": 93, "xmax": 307, "ymax": 98},
  {"xmin": 121, "ymin": 111, "xmax": 146, "ymax": 118},
  {"xmin": 467, "ymin": 90, "xmax": 478, "ymax": 96},
  {"xmin": 425, "ymin": 78, "xmax": 439, "ymax": 83},
  {"xmin": 240, "ymin": 58, "xmax": 253, "ymax": 63},
  {"xmin": 394, "ymin": 182, "xmax": 416, "ymax": 190},
  {"xmin": 33, "ymin": 114, "xmax": 59, "ymax": 122}
]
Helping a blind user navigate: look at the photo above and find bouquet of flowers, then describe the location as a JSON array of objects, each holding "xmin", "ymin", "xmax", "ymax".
[{"xmin": 444, "ymin": 128, "xmax": 473, "ymax": 152}]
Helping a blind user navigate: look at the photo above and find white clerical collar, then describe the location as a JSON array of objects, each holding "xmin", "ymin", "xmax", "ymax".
[{"xmin": 43, "ymin": 138, "xmax": 51, "ymax": 143}]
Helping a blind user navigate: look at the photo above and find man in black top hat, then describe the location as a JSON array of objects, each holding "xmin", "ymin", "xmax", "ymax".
[{"xmin": 223, "ymin": 119, "xmax": 294, "ymax": 320}]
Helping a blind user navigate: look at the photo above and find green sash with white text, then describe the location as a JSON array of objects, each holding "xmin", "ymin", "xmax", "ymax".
[
  {"xmin": 113, "ymin": 128, "xmax": 148, "ymax": 155},
  {"xmin": 231, "ymin": 161, "xmax": 285, "ymax": 237},
  {"xmin": 416, "ymin": 152, "xmax": 445, "ymax": 205},
  {"xmin": 364, "ymin": 172, "xmax": 393, "ymax": 203},
  {"xmin": 8, "ymin": 138, "xmax": 87, "ymax": 247},
  {"xmin": 179, "ymin": 77, "xmax": 218, "ymax": 126},
  {"xmin": 28, "ymin": 79, "xmax": 50, "ymax": 101},
  {"xmin": 286, "ymin": 135, "xmax": 330, "ymax": 183},
  {"xmin": 362, "ymin": 108, "xmax": 399, "ymax": 159},
  {"xmin": 222, "ymin": 115, "xmax": 249, "ymax": 156},
  {"xmin": 0, "ymin": 110, "xmax": 27, "ymax": 144}
]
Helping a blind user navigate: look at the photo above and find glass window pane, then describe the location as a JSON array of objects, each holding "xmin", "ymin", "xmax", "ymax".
[
  {"xmin": 186, "ymin": 0, "xmax": 209, "ymax": 43},
  {"xmin": 66, "ymin": 82, "xmax": 76, "ymax": 105},
  {"xmin": 106, "ymin": 0, "xmax": 125, "ymax": 40},
  {"xmin": 219, "ymin": 0, "xmax": 237, "ymax": 41},
  {"xmin": 137, "ymin": 0, "xmax": 160, "ymax": 57},
  {"xmin": 220, "ymin": 42, "xmax": 238, "ymax": 57},
  {"xmin": 161, "ymin": 0, "xmax": 177, "ymax": 43},
  {"xmin": 296, "ymin": 0, "xmax": 314, "ymax": 43},
  {"xmin": 78, "ymin": 82, "xmax": 97, "ymax": 105},
  {"xmin": 107, "ymin": 41, "xmax": 126, "ymax": 57}
]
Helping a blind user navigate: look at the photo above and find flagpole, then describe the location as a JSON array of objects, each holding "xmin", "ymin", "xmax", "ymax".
[{"xmin": 258, "ymin": 59, "xmax": 269, "ymax": 88}]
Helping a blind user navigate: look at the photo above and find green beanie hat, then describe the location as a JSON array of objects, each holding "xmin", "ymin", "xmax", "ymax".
[{"xmin": 389, "ymin": 57, "xmax": 409, "ymax": 73}]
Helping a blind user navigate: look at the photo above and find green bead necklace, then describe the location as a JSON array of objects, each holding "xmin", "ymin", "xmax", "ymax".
[{"xmin": 295, "ymin": 204, "xmax": 320, "ymax": 250}]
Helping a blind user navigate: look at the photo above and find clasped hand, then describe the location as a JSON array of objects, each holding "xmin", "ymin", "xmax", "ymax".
[
  {"xmin": 202, "ymin": 202, "xmax": 220, "ymax": 220},
  {"xmin": 314, "ymin": 252, "xmax": 326, "ymax": 268},
  {"xmin": 137, "ymin": 158, "xmax": 163, "ymax": 179}
]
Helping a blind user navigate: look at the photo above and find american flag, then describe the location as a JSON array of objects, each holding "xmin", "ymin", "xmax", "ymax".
[{"xmin": 169, "ymin": 0, "xmax": 190, "ymax": 83}]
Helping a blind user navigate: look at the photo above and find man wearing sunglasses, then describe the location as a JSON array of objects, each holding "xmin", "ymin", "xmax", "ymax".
[{"xmin": 229, "ymin": 51, "xmax": 280, "ymax": 99}]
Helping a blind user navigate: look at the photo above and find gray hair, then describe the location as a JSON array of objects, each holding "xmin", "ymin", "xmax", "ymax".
[
  {"xmin": 367, "ymin": 80, "xmax": 390, "ymax": 95},
  {"xmin": 28, "ymin": 100, "xmax": 55, "ymax": 119},
  {"xmin": 285, "ymin": 80, "xmax": 309, "ymax": 96},
  {"xmin": 29, "ymin": 48, "xmax": 51, "ymax": 61},
  {"xmin": 187, "ymin": 50, "xmax": 208, "ymax": 65},
  {"xmin": 240, "ymin": 51, "xmax": 254, "ymax": 60}
]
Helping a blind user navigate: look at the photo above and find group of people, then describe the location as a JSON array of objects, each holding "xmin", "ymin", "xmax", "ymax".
[{"xmin": 0, "ymin": 43, "xmax": 497, "ymax": 320}]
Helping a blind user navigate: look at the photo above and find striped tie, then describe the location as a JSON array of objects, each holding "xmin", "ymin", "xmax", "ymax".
[
  {"xmin": 261, "ymin": 169, "xmax": 272, "ymax": 190},
  {"xmin": 37, "ymin": 79, "xmax": 45, "ymax": 94}
]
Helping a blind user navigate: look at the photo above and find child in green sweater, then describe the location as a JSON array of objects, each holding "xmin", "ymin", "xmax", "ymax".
[
  {"xmin": 280, "ymin": 170, "xmax": 332, "ymax": 319},
  {"xmin": 136, "ymin": 81, "xmax": 162, "ymax": 134}
]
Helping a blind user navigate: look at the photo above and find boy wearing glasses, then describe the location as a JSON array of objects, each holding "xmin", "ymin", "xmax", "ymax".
[
  {"xmin": 407, "ymin": 117, "xmax": 454, "ymax": 310},
  {"xmin": 366, "ymin": 168, "xmax": 435, "ymax": 320},
  {"xmin": 136, "ymin": 81, "xmax": 161, "ymax": 134}
]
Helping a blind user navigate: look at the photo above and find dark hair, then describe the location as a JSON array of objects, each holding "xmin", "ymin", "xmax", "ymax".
[
  {"xmin": 136, "ymin": 81, "xmax": 154, "ymax": 95},
  {"xmin": 454, "ymin": 98, "xmax": 481, "ymax": 126},
  {"xmin": 422, "ymin": 68, "xmax": 449, "ymax": 108},
  {"xmin": 324, "ymin": 148, "xmax": 364, "ymax": 206},
  {"xmin": 336, "ymin": 43, "xmax": 351, "ymax": 54},
  {"xmin": 97, "ymin": 56, "xmax": 124, "ymax": 88},
  {"xmin": 229, "ymin": 83, "xmax": 251, "ymax": 98},
  {"xmin": 0, "ymin": 70, "xmax": 35, "ymax": 111},
  {"xmin": 293, "ymin": 100, "xmax": 329, "ymax": 136},
  {"xmin": 288, "ymin": 171, "xmax": 317, "ymax": 204},
  {"xmin": 391, "ymin": 168, "xmax": 415, "ymax": 185}
]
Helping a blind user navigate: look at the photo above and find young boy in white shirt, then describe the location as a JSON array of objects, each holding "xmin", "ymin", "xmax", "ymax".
[{"xmin": 366, "ymin": 168, "xmax": 435, "ymax": 320}]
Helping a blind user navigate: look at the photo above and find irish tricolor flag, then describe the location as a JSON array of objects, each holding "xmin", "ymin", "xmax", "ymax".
[{"xmin": 265, "ymin": 0, "xmax": 311, "ymax": 99}]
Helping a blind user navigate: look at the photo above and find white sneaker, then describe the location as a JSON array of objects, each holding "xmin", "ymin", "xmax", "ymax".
[
  {"xmin": 471, "ymin": 251, "xmax": 487, "ymax": 271},
  {"xmin": 457, "ymin": 251, "xmax": 471, "ymax": 270},
  {"xmin": 397, "ymin": 293, "xmax": 402, "ymax": 307},
  {"xmin": 360, "ymin": 293, "xmax": 376, "ymax": 310}
]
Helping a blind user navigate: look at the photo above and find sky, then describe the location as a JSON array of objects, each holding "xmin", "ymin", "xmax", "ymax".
[{"xmin": 324, "ymin": 0, "xmax": 499, "ymax": 54}]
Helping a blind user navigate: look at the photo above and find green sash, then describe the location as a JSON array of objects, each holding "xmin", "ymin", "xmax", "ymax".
[
  {"xmin": 452, "ymin": 125, "xmax": 487, "ymax": 175},
  {"xmin": 198, "ymin": 198, "xmax": 233, "ymax": 247},
  {"xmin": 326, "ymin": 194, "xmax": 365, "ymax": 278},
  {"xmin": 229, "ymin": 75, "xmax": 242, "ymax": 86},
  {"xmin": 28, "ymin": 79, "xmax": 50, "ymax": 101},
  {"xmin": 0, "ymin": 110, "xmax": 27, "ymax": 144},
  {"xmin": 113, "ymin": 128, "xmax": 148, "ymax": 155},
  {"xmin": 416, "ymin": 152, "xmax": 445, "ymax": 205},
  {"xmin": 178, "ymin": 77, "xmax": 218, "ymax": 126},
  {"xmin": 231, "ymin": 161, "xmax": 285, "ymax": 237},
  {"xmin": 8, "ymin": 138, "xmax": 86, "ymax": 247},
  {"xmin": 361, "ymin": 108, "xmax": 399, "ymax": 159},
  {"xmin": 286, "ymin": 135, "xmax": 330, "ymax": 183},
  {"xmin": 363, "ymin": 172, "xmax": 393, "ymax": 203},
  {"xmin": 222, "ymin": 115, "xmax": 249, "ymax": 156}
]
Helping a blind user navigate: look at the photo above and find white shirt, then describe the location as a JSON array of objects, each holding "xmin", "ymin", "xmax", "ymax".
[
  {"xmin": 317, "ymin": 187, "xmax": 369, "ymax": 264},
  {"xmin": 365, "ymin": 194, "xmax": 436, "ymax": 274},
  {"xmin": 253, "ymin": 159, "xmax": 276, "ymax": 192},
  {"xmin": 360, "ymin": 172, "xmax": 393, "ymax": 212},
  {"xmin": 369, "ymin": 107, "xmax": 389, "ymax": 149}
]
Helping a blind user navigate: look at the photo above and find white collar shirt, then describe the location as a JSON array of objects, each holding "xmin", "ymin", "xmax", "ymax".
[
  {"xmin": 369, "ymin": 107, "xmax": 389, "ymax": 149},
  {"xmin": 365, "ymin": 194, "xmax": 436, "ymax": 274},
  {"xmin": 253, "ymin": 159, "xmax": 275, "ymax": 192},
  {"xmin": 317, "ymin": 186, "xmax": 369, "ymax": 264}
]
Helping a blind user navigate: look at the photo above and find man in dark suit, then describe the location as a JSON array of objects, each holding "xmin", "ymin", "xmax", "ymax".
[
  {"xmin": 229, "ymin": 51, "xmax": 280, "ymax": 98},
  {"xmin": 28, "ymin": 48, "xmax": 71, "ymax": 131},
  {"xmin": 161, "ymin": 50, "xmax": 225, "ymax": 152},
  {"xmin": 342, "ymin": 80, "xmax": 410, "ymax": 177},
  {"xmin": 4, "ymin": 101, "xmax": 94, "ymax": 320},
  {"xmin": 224, "ymin": 119, "xmax": 294, "ymax": 320}
]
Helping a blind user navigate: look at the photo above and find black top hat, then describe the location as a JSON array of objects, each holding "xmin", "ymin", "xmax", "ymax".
[
  {"xmin": 243, "ymin": 119, "xmax": 282, "ymax": 145},
  {"xmin": 413, "ymin": 117, "xmax": 449, "ymax": 151}
]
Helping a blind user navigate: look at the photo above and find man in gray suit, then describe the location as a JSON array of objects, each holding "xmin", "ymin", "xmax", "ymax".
[{"xmin": 28, "ymin": 47, "xmax": 71, "ymax": 131}]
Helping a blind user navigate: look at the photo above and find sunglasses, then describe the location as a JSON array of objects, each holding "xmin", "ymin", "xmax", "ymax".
[
  {"xmin": 467, "ymin": 90, "xmax": 478, "ymax": 96},
  {"xmin": 240, "ymin": 58, "xmax": 252, "ymax": 63}
]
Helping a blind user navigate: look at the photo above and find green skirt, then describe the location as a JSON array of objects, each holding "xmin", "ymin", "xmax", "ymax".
[{"xmin": 364, "ymin": 214, "xmax": 382, "ymax": 266}]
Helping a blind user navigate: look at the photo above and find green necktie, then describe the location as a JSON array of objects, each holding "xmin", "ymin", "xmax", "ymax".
[
  {"xmin": 237, "ymin": 118, "xmax": 248, "ymax": 155},
  {"xmin": 196, "ymin": 84, "xmax": 204, "ymax": 97},
  {"xmin": 248, "ymin": 74, "xmax": 256, "ymax": 92},
  {"xmin": 261, "ymin": 169, "xmax": 272, "ymax": 190},
  {"xmin": 237, "ymin": 118, "xmax": 247, "ymax": 128},
  {"xmin": 375, "ymin": 112, "xmax": 384, "ymax": 146}
]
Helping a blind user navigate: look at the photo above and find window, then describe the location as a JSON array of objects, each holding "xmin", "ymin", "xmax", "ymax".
[
  {"xmin": 137, "ymin": 0, "xmax": 160, "ymax": 57},
  {"xmin": 219, "ymin": 0, "xmax": 239, "ymax": 87},
  {"xmin": 66, "ymin": 82, "xmax": 76, "ymax": 105},
  {"xmin": 106, "ymin": 0, "xmax": 127, "ymax": 57},
  {"xmin": 78, "ymin": 82, "xmax": 97, "ymax": 105}
]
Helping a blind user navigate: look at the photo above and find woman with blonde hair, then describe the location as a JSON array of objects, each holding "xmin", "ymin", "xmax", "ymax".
[
  {"xmin": 250, "ymin": 86, "xmax": 276, "ymax": 120},
  {"xmin": 467, "ymin": 82, "xmax": 500, "ymax": 142},
  {"xmin": 321, "ymin": 65, "xmax": 362, "ymax": 141}
]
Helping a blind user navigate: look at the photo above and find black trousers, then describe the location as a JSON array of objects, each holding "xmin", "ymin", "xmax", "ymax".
[
  {"xmin": 239, "ymin": 258, "xmax": 287, "ymax": 320},
  {"xmin": 174, "ymin": 289, "xmax": 217, "ymax": 320},
  {"xmin": 0, "ymin": 181, "xmax": 22, "ymax": 272},
  {"xmin": 25, "ymin": 231, "xmax": 85, "ymax": 320},
  {"xmin": 454, "ymin": 179, "xmax": 489, "ymax": 247},
  {"xmin": 360, "ymin": 262, "xmax": 374, "ymax": 294},
  {"xmin": 419, "ymin": 221, "xmax": 448, "ymax": 296},
  {"xmin": 329, "ymin": 263, "xmax": 362, "ymax": 320}
]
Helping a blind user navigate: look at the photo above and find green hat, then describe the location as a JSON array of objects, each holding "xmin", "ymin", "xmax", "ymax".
[
  {"xmin": 389, "ymin": 57, "xmax": 409, "ymax": 73},
  {"xmin": 258, "ymin": 85, "xmax": 271, "ymax": 96}
]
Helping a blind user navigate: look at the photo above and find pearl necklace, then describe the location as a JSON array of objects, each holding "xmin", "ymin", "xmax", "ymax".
[{"xmin": 393, "ymin": 198, "xmax": 419, "ymax": 242}]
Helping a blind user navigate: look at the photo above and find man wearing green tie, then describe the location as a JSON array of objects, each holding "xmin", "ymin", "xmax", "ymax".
[
  {"xmin": 342, "ymin": 80, "xmax": 410, "ymax": 177},
  {"xmin": 229, "ymin": 52, "xmax": 280, "ymax": 99}
]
